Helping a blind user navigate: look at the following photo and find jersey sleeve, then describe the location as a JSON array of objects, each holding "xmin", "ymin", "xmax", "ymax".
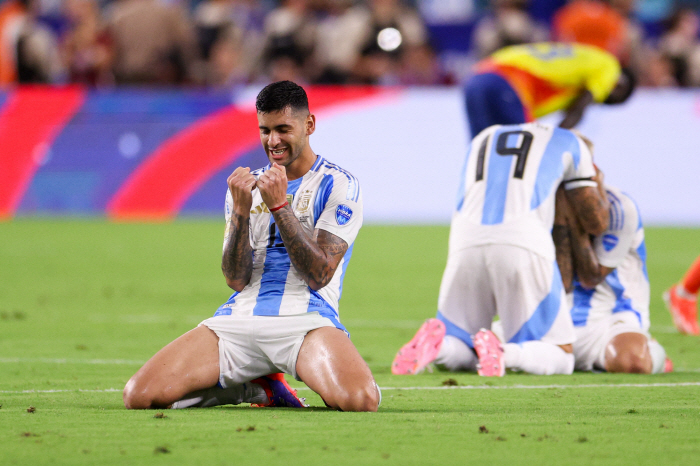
[
  {"xmin": 314, "ymin": 173, "xmax": 363, "ymax": 246},
  {"xmin": 562, "ymin": 131, "xmax": 598, "ymax": 190},
  {"xmin": 593, "ymin": 190, "xmax": 639, "ymax": 268},
  {"xmin": 585, "ymin": 51, "xmax": 621, "ymax": 102}
]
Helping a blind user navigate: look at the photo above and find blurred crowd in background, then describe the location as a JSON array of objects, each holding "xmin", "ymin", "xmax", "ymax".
[{"xmin": 2, "ymin": 0, "xmax": 700, "ymax": 89}]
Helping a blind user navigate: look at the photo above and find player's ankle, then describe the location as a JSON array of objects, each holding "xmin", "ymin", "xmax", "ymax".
[{"xmin": 676, "ymin": 284, "xmax": 696, "ymax": 300}]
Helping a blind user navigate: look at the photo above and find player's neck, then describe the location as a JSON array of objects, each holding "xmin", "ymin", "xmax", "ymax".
[{"xmin": 286, "ymin": 150, "xmax": 317, "ymax": 181}]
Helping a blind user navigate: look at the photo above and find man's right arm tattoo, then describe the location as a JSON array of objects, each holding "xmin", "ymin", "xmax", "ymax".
[
  {"xmin": 221, "ymin": 213, "xmax": 253, "ymax": 291},
  {"xmin": 566, "ymin": 186, "xmax": 609, "ymax": 236},
  {"xmin": 553, "ymin": 224, "xmax": 574, "ymax": 294}
]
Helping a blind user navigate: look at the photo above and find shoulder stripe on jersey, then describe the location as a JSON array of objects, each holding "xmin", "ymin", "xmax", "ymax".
[
  {"xmin": 530, "ymin": 127, "xmax": 573, "ymax": 210},
  {"xmin": 607, "ymin": 190, "xmax": 624, "ymax": 232},
  {"xmin": 313, "ymin": 174, "xmax": 334, "ymax": 224},
  {"xmin": 311, "ymin": 155, "xmax": 324, "ymax": 172},
  {"xmin": 622, "ymin": 190, "xmax": 644, "ymax": 231},
  {"xmin": 322, "ymin": 161, "xmax": 360, "ymax": 202}
]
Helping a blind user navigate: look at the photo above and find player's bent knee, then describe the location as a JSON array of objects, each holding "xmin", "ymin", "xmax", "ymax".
[
  {"xmin": 123, "ymin": 376, "xmax": 160, "ymax": 409},
  {"xmin": 607, "ymin": 352, "xmax": 652, "ymax": 374},
  {"xmin": 335, "ymin": 383, "xmax": 379, "ymax": 412}
]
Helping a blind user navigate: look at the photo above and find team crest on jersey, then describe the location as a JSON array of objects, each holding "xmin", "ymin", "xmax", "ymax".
[
  {"xmin": 296, "ymin": 190, "xmax": 313, "ymax": 212},
  {"xmin": 336, "ymin": 204, "xmax": 353, "ymax": 225},
  {"xmin": 602, "ymin": 234, "xmax": 619, "ymax": 252}
]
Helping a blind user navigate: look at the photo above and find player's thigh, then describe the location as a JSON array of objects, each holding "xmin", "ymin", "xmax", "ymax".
[
  {"xmin": 295, "ymin": 327, "xmax": 378, "ymax": 411},
  {"xmin": 437, "ymin": 246, "xmax": 495, "ymax": 335},
  {"xmin": 202, "ymin": 313, "xmax": 335, "ymax": 386},
  {"xmin": 125, "ymin": 325, "xmax": 220, "ymax": 407},
  {"xmin": 489, "ymin": 246, "xmax": 573, "ymax": 345}
]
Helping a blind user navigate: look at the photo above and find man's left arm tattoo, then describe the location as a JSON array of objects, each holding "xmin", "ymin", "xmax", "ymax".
[{"xmin": 272, "ymin": 205, "xmax": 348, "ymax": 290}]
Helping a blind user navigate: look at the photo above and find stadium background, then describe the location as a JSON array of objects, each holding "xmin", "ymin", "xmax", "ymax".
[{"xmin": 2, "ymin": 85, "xmax": 699, "ymax": 226}]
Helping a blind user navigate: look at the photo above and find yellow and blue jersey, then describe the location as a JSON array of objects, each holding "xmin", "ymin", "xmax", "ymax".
[{"xmin": 476, "ymin": 42, "xmax": 621, "ymax": 118}]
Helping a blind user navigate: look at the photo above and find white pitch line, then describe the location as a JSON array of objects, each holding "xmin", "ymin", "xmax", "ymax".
[
  {"xmin": 3, "ymin": 382, "xmax": 700, "ymax": 395},
  {"xmin": 364, "ymin": 382, "xmax": 700, "ymax": 391},
  {"xmin": 0, "ymin": 388, "xmax": 122, "ymax": 394},
  {"xmin": 0, "ymin": 357, "xmax": 145, "ymax": 365},
  {"xmin": 2, "ymin": 357, "xmax": 700, "ymax": 374}
]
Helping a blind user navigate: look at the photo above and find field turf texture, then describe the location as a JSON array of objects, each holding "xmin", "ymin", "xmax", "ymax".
[{"xmin": 1, "ymin": 220, "xmax": 699, "ymax": 465}]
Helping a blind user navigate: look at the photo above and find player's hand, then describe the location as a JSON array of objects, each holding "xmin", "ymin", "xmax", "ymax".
[
  {"xmin": 593, "ymin": 166, "xmax": 610, "ymax": 212},
  {"xmin": 227, "ymin": 167, "xmax": 256, "ymax": 216},
  {"xmin": 256, "ymin": 163, "xmax": 288, "ymax": 212}
]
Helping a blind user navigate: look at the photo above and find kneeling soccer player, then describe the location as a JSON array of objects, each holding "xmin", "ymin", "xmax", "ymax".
[
  {"xmin": 123, "ymin": 81, "xmax": 380, "ymax": 411},
  {"xmin": 392, "ymin": 123, "xmax": 610, "ymax": 377},
  {"xmin": 556, "ymin": 178, "xmax": 671, "ymax": 374}
]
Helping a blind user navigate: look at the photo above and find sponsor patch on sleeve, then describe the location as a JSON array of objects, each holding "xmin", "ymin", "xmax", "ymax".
[
  {"xmin": 336, "ymin": 204, "xmax": 353, "ymax": 226},
  {"xmin": 602, "ymin": 234, "xmax": 619, "ymax": 252}
]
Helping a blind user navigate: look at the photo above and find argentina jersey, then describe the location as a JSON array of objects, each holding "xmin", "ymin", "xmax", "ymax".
[
  {"xmin": 215, "ymin": 156, "xmax": 363, "ymax": 331},
  {"xmin": 571, "ymin": 186, "xmax": 650, "ymax": 329},
  {"xmin": 450, "ymin": 123, "xmax": 597, "ymax": 260}
]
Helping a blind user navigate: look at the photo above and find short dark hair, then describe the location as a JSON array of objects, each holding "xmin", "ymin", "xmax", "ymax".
[{"xmin": 255, "ymin": 81, "xmax": 309, "ymax": 114}]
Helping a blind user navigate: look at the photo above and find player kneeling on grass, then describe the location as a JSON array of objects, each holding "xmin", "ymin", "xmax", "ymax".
[
  {"xmin": 123, "ymin": 81, "xmax": 380, "ymax": 412},
  {"xmin": 554, "ymin": 173, "xmax": 672, "ymax": 374},
  {"xmin": 393, "ymin": 123, "xmax": 609, "ymax": 377}
]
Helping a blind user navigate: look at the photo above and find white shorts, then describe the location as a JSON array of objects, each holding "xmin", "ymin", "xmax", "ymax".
[
  {"xmin": 437, "ymin": 244, "xmax": 574, "ymax": 347},
  {"xmin": 573, "ymin": 311, "xmax": 649, "ymax": 372},
  {"xmin": 199, "ymin": 312, "xmax": 337, "ymax": 387}
]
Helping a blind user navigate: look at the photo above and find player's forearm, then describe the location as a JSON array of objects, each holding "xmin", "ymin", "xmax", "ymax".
[
  {"xmin": 273, "ymin": 206, "xmax": 339, "ymax": 290},
  {"xmin": 559, "ymin": 91, "xmax": 594, "ymax": 129},
  {"xmin": 221, "ymin": 213, "xmax": 253, "ymax": 291},
  {"xmin": 553, "ymin": 224, "xmax": 575, "ymax": 293},
  {"xmin": 566, "ymin": 187, "xmax": 609, "ymax": 236},
  {"xmin": 569, "ymin": 220, "xmax": 605, "ymax": 289}
]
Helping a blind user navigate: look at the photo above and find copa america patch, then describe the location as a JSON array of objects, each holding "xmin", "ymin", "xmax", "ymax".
[
  {"xmin": 336, "ymin": 204, "xmax": 353, "ymax": 225},
  {"xmin": 602, "ymin": 234, "xmax": 619, "ymax": 252}
]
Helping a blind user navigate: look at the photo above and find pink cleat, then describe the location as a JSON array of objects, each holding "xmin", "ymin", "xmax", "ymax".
[
  {"xmin": 664, "ymin": 357, "xmax": 674, "ymax": 373},
  {"xmin": 392, "ymin": 318, "xmax": 446, "ymax": 375},
  {"xmin": 473, "ymin": 329, "xmax": 505, "ymax": 377},
  {"xmin": 663, "ymin": 285, "xmax": 700, "ymax": 335}
]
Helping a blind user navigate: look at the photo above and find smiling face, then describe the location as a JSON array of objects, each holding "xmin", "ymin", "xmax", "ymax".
[{"xmin": 257, "ymin": 106, "xmax": 316, "ymax": 175}]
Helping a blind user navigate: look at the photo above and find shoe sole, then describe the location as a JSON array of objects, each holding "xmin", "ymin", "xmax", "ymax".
[
  {"xmin": 663, "ymin": 290, "xmax": 700, "ymax": 335},
  {"xmin": 392, "ymin": 319, "xmax": 445, "ymax": 375},
  {"xmin": 473, "ymin": 329, "xmax": 505, "ymax": 377}
]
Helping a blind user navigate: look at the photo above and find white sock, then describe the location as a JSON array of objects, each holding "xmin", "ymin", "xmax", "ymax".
[
  {"xmin": 434, "ymin": 335, "xmax": 478, "ymax": 372},
  {"xmin": 648, "ymin": 339, "xmax": 667, "ymax": 374},
  {"xmin": 504, "ymin": 341, "xmax": 574, "ymax": 375},
  {"xmin": 171, "ymin": 382, "xmax": 267, "ymax": 409},
  {"xmin": 677, "ymin": 284, "xmax": 697, "ymax": 300}
]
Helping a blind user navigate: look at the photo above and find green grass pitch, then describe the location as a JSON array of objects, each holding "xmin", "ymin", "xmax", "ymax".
[{"xmin": 1, "ymin": 220, "xmax": 699, "ymax": 465}]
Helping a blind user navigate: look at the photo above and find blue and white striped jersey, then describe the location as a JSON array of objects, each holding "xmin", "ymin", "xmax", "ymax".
[
  {"xmin": 571, "ymin": 186, "xmax": 649, "ymax": 329},
  {"xmin": 450, "ymin": 123, "xmax": 597, "ymax": 260},
  {"xmin": 214, "ymin": 156, "xmax": 363, "ymax": 331}
]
